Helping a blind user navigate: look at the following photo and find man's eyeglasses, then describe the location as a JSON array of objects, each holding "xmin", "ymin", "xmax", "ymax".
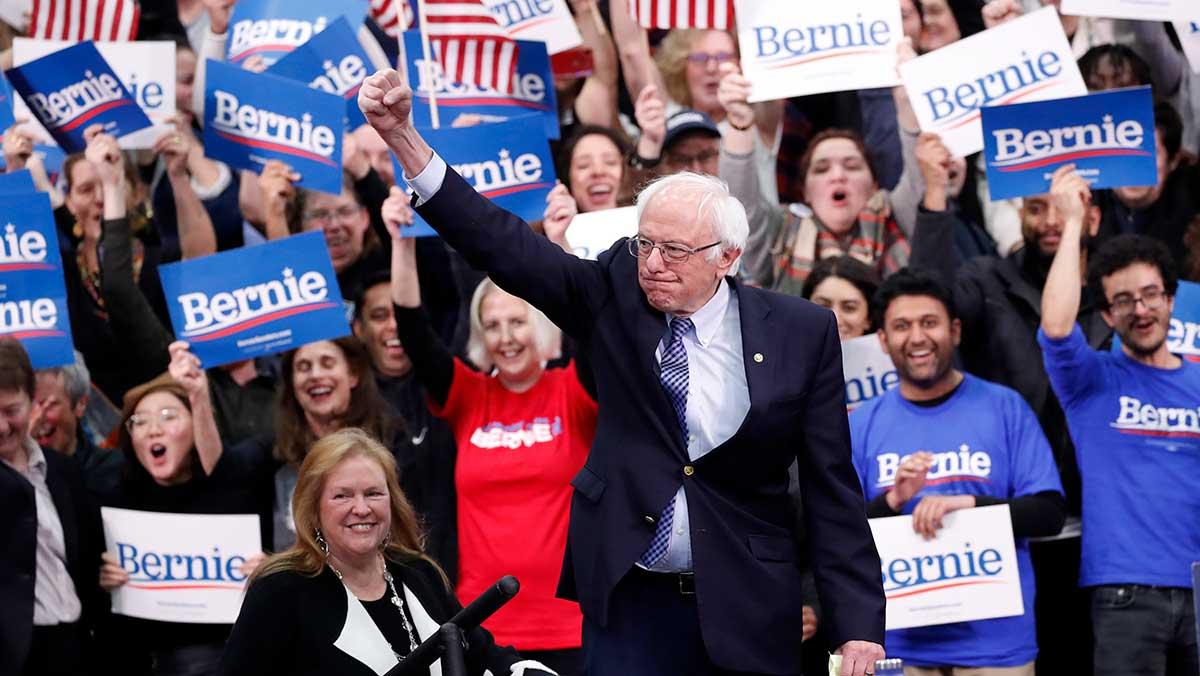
[
  {"xmin": 627, "ymin": 236, "xmax": 720, "ymax": 263},
  {"xmin": 126, "ymin": 407, "xmax": 184, "ymax": 434},
  {"xmin": 1108, "ymin": 287, "xmax": 1168, "ymax": 316},
  {"xmin": 303, "ymin": 204, "xmax": 363, "ymax": 225},
  {"xmin": 665, "ymin": 149, "xmax": 720, "ymax": 169},
  {"xmin": 685, "ymin": 51, "xmax": 736, "ymax": 67}
]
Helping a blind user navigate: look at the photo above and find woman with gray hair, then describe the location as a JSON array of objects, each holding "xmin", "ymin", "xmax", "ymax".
[{"xmin": 381, "ymin": 189, "xmax": 597, "ymax": 676}]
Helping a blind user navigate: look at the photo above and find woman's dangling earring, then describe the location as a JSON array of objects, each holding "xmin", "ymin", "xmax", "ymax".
[
  {"xmin": 380, "ymin": 530, "xmax": 391, "ymax": 551},
  {"xmin": 315, "ymin": 528, "xmax": 330, "ymax": 558}
]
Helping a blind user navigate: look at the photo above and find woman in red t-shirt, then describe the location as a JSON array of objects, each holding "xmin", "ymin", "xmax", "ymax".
[{"xmin": 384, "ymin": 190, "xmax": 597, "ymax": 675}]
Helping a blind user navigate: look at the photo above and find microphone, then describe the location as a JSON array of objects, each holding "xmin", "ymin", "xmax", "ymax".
[
  {"xmin": 385, "ymin": 576, "xmax": 520, "ymax": 676},
  {"xmin": 447, "ymin": 575, "xmax": 519, "ymax": 633}
]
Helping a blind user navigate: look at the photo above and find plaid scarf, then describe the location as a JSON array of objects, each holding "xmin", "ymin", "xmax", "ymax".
[{"xmin": 769, "ymin": 190, "xmax": 910, "ymax": 297}]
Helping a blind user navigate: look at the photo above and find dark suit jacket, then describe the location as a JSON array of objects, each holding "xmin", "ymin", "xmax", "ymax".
[
  {"xmin": 415, "ymin": 169, "xmax": 885, "ymax": 674},
  {"xmin": 0, "ymin": 444, "xmax": 104, "ymax": 673}
]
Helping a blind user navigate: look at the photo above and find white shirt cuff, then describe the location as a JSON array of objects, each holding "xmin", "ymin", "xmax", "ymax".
[{"xmin": 403, "ymin": 153, "xmax": 447, "ymax": 206}]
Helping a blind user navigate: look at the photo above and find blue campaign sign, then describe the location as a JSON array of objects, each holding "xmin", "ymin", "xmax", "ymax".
[
  {"xmin": 982, "ymin": 85, "xmax": 1157, "ymax": 201},
  {"xmin": 403, "ymin": 31, "xmax": 560, "ymax": 140},
  {"xmin": 0, "ymin": 192, "xmax": 75, "ymax": 368},
  {"xmin": 425, "ymin": 114, "xmax": 556, "ymax": 226},
  {"xmin": 158, "ymin": 231, "xmax": 349, "ymax": 367},
  {"xmin": 0, "ymin": 170, "xmax": 37, "ymax": 192},
  {"xmin": 0, "ymin": 74, "xmax": 15, "ymax": 134},
  {"xmin": 226, "ymin": 0, "xmax": 368, "ymax": 67},
  {"xmin": 0, "ymin": 146, "xmax": 65, "ymax": 185},
  {"xmin": 203, "ymin": 60, "xmax": 345, "ymax": 195},
  {"xmin": 268, "ymin": 17, "xmax": 369, "ymax": 131},
  {"xmin": 5, "ymin": 42, "xmax": 151, "ymax": 153}
]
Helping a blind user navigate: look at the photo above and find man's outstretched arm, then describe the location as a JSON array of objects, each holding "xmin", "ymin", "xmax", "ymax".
[{"xmin": 357, "ymin": 69, "xmax": 607, "ymax": 337}]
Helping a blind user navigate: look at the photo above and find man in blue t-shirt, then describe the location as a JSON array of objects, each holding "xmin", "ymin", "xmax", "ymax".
[
  {"xmin": 1039, "ymin": 165, "xmax": 1200, "ymax": 676},
  {"xmin": 851, "ymin": 268, "xmax": 1066, "ymax": 675}
]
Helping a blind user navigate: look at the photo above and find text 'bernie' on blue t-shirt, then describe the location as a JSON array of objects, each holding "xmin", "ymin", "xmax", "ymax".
[
  {"xmin": 849, "ymin": 373, "xmax": 1063, "ymax": 668},
  {"xmin": 1039, "ymin": 324, "xmax": 1200, "ymax": 589}
]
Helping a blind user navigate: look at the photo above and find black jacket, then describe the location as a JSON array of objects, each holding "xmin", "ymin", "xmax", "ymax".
[
  {"xmin": 0, "ymin": 445, "xmax": 104, "ymax": 673},
  {"xmin": 911, "ymin": 208, "xmax": 1112, "ymax": 514},
  {"xmin": 1094, "ymin": 164, "xmax": 1200, "ymax": 272},
  {"xmin": 218, "ymin": 558, "xmax": 522, "ymax": 676}
]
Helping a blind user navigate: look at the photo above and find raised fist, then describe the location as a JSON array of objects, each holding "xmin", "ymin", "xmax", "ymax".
[{"xmin": 358, "ymin": 69, "xmax": 414, "ymax": 147}]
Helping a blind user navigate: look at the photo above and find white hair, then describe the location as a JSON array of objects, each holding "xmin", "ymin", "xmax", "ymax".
[
  {"xmin": 635, "ymin": 171, "xmax": 749, "ymax": 273},
  {"xmin": 36, "ymin": 349, "xmax": 90, "ymax": 405},
  {"xmin": 466, "ymin": 278, "xmax": 562, "ymax": 373}
]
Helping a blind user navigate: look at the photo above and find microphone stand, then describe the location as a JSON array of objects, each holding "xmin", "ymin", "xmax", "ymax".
[{"xmin": 386, "ymin": 575, "xmax": 520, "ymax": 676}]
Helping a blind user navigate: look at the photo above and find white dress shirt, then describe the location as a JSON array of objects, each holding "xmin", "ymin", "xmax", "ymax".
[
  {"xmin": 1, "ymin": 438, "xmax": 83, "ymax": 625},
  {"xmin": 405, "ymin": 152, "xmax": 754, "ymax": 572},
  {"xmin": 405, "ymin": 153, "xmax": 449, "ymax": 202},
  {"xmin": 646, "ymin": 279, "xmax": 750, "ymax": 572}
]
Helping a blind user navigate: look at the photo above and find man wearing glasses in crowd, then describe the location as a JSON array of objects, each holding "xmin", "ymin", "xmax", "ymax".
[
  {"xmin": 0, "ymin": 338, "xmax": 103, "ymax": 676},
  {"xmin": 1039, "ymin": 166, "xmax": 1200, "ymax": 676},
  {"xmin": 360, "ymin": 69, "xmax": 885, "ymax": 676}
]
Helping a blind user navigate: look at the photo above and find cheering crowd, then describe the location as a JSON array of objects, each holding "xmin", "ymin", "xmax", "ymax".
[{"xmin": 3, "ymin": 0, "xmax": 1200, "ymax": 675}]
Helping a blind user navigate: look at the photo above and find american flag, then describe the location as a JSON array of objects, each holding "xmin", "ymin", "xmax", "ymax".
[
  {"xmin": 369, "ymin": 0, "xmax": 414, "ymax": 37},
  {"xmin": 28, "ymin": 0, "xmax": 139, "ymax": 41},
  {"xmin": 629, "ymin": 0, "xmax": 734, "ymax": 30},
  {"xmin": 413, "ymin": 0, "xmax": 518, "ymax": 93}
]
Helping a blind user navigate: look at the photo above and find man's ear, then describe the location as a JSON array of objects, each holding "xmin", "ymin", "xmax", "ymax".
[
  {"xmin": 720, "ymin": 246, "xmax": 742, "ymax": 272},
  {"xmin": 72, "ymin": 394, "xmax": 88, "ymax": 420}
]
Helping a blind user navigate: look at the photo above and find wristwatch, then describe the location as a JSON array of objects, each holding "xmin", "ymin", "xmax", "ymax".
[{"xmin": 628, "ymin": 151, "xmax": 661, "ymax": 171}]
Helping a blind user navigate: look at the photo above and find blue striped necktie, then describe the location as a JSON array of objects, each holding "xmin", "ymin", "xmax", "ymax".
[{"xmin": 640, "ymin": 316, "xmax": 693, "ymax": 567}]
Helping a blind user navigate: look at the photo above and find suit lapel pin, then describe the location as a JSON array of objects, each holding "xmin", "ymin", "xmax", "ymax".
[{"xmin": 753, "ymin": 353, "xmax": 764, "ymax": 363}]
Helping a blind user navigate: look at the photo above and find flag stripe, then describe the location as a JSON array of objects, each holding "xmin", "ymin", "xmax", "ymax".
[
  {"xmin": 29, "ymin": 0, "xmax": 137, "ymax": 40},
  {"xmin": 629, "ymin": 0, "xmax": 734, "ymax": 29},
  {"xmin": 420, "ymin": 0, "xmax": 518, "ymax": 94}
]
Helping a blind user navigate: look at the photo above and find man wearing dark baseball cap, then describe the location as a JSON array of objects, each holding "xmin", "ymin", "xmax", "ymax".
[{"xmin": 629, "ymin": 108, "xmax": 722, "ymax": 180}]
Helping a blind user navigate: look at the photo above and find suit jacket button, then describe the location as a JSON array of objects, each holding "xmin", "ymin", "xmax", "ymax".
[
  {"xmin": 644, "ymin": 515, "xmax": 656, "ymax": 525},
  {"xmin": 683, "ymin": 465, "xmax": 695, "ymax": 476}
]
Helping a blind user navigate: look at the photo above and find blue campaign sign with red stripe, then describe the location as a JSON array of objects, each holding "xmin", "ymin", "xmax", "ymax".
[
  {"xmin": 403, "ymin": 31, "xmax": 560, "ymax": 140},
  {"xmin": 982, "ymin": 86, "xmax": 1157, "ymax": 200},
  {"xmin": 268, "ymin": 17, "xmax": 369, "ymax": 132},
  {"xmin": 158, "ymin": 231, "xmax": 349, "ymax": 367},
  {"xmin": 5, "ymin": 42, "xmax": 151, "ymax": 153},
  {"xmin": 397, "ymin": 114, "xmax": 556, "ymax": 238},
  {"xmin": 0, "ymin": 192, "xmax": 74, "ymax": 368},
  {"xmin": 226, "ymin": 0, "xmax": 368, "ymax": 67},
  {"xmin": 203, "ymin": 60, "xmax": 345, "ymax": 194}
]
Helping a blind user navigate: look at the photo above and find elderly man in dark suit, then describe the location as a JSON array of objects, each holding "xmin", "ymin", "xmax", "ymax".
[
  {"xmin": 359, "ymin": 70, "xmax": 885, "ymax": 676},
  {"xmin": 0, "ymin": 338, "xmax": 103, "ymax": 676}
]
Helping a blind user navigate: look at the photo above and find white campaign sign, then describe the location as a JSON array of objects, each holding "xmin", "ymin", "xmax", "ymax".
[
  {"xmin": 12, "ymin": 39, "xmax": 176, "ymax": 149},
  {"xmin": 870, "ymin": 504, "xmax": 1025, "ymax": 630},
  {"xmin": 899, "ymin": 6, "xmax": 1086, "ymax": 157},
  {"xmin": 0, "ymin": 0, "xmax": 29, "ymax": 33},
  {"xmin": 841, "ymin": 333, "xmax": 897, "ymax": 411},
  {"xmin": 565, "ymin": 206, "xmax": 638, "ymax": 260},
  {"xmin": 1061, "ymin": 0, "xmax": 1192, "ymax": 21},
  {"xmin": 483, "ymin": 0, "xmax": 582, "ymax": 55},
  {"xmin": 102, "ymin": 508, "xmax": 261, "ymax": 624},
  {"xmin": 1176, "ymin": 20, "xmax": 1200, "ymax": 75},
  {"xmin": 736, "ymin": 0, "xmax": 902, "ymax": 102}
]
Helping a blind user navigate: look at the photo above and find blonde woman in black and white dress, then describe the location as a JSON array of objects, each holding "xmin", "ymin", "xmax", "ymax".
[{"xmin": 217, "ymin": 428, "xmax": 555, "ymax": 676}]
